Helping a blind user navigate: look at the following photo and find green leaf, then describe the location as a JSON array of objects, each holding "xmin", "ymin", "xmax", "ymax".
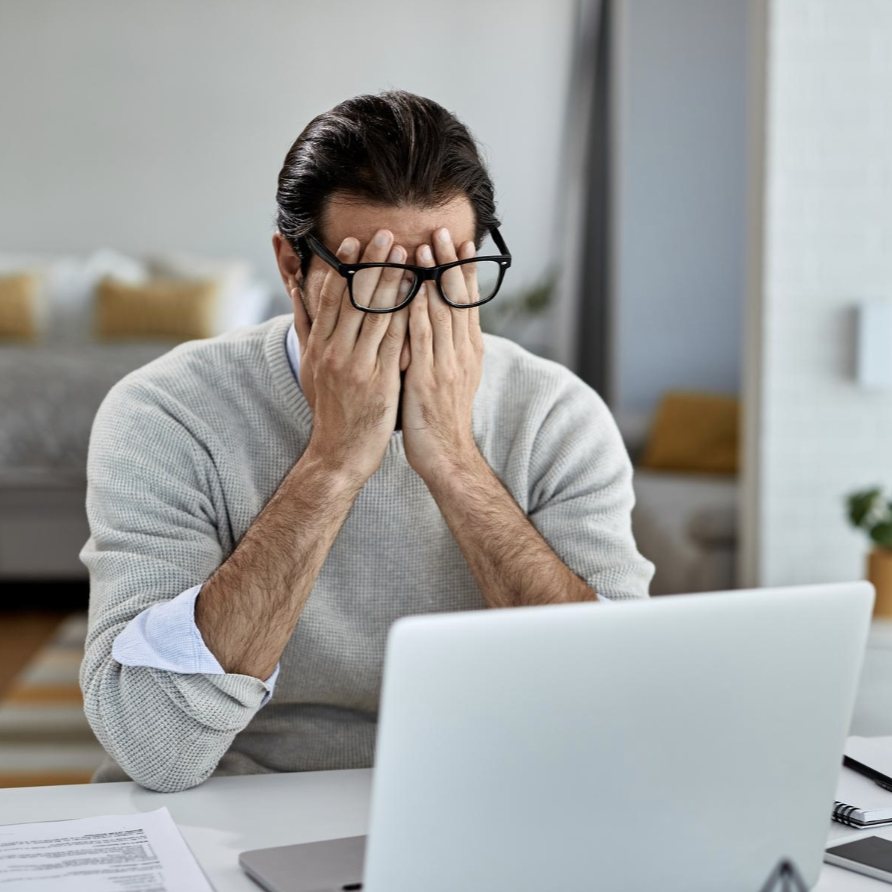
[
  {"xmin": 521, "ymin": 280, "xmax": 554, "ymax": 313},
  {"xmin": 848, "ymin": 488, "xmax": 883, "ymax": 528}
]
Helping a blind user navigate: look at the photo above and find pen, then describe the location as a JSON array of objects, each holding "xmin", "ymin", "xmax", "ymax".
[{"xmin": 844, "ymin": 755, "xmax": 892, "ymax": 793}]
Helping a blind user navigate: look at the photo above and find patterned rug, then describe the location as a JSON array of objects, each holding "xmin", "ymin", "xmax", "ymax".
[{"xmin": 0, "ymin": 613, "xmax": 106, "ymax": 787}]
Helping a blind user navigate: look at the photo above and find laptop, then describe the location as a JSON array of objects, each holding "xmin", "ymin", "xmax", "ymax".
[{"xmin": 240, "ymin": 582, "xmax": 873, "ymax": 892}]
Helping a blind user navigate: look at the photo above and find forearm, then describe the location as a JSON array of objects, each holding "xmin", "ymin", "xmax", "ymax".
[
  {"xmin": 423, "ymin": 450, "xmax": 599, "ymax": 609},
  {"xmin": 195, "ymin": 448, "xmax": 363, "ymax": 679}
]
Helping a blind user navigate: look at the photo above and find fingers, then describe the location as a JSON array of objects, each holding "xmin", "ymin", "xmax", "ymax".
[
  {"xmin": 399, "ymin": 335, "xmax": 411, "ymax": 369},
  {"xmin": 408, "ymin": 244, "xmax": 434, "ymax": 369},
  {"xmin": 358, "ymin": 244, "xmax": 405, "ymax": 323},
  {"xmin": 291, "ymin": 285, "xmax": 311, "ymax": 353},
  {"xmin": 416, "ymin": 240, "xmax": 453, "ymax": 360},
  {"xmin": 458, "ymin": 240, "xmax": 484, "ymax": 352},
  {"xmin": 377, "ymin": 303, "xmax": 409, "ymax": 371},
  {"xmin": 355, "ymin": 244, "xmax": 410, "ymax": 367},
  {"xmin": 330, "ymin": 229, "xmax": 402, "ymax": 354},
  {"xmin": 313, "ymin": 238, "xmax": 360, "ymax": 342},
  {"xmin": 457, "ymin": 239, "xmax": 479, "ymax": 297},
  {"xmin": 434, "ymin": 228, "xmax": 467, "ymax": 350},
  {"xmin": 356, "ymin": 240, "xmax": 405, "ymax": 313}
]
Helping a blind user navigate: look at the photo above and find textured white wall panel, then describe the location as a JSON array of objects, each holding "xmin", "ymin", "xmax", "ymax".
[{"xmin": 747, "ymin": 0, "xmax": 892, "ymax": 585}]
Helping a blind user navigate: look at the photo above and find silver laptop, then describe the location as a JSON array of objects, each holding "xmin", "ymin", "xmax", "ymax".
[{"xmin": 240, "ymin": 582, "xmax": 873, "ymax": 892}]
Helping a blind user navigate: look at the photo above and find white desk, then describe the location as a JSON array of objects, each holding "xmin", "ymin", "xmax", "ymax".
[
  {"xmin": 0, "ymin": 770, "xmax": 372, "ymax": 892},
  {"xmin": 851, "ymin": 620, "xmax": 892, "ymax": 738},
  {"xmin": 0, "ymin": 768, "xmax": 885, "ymax": 891}
]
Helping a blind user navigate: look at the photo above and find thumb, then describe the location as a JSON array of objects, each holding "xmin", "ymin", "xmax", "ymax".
[{"xmin": 291, "ymin": 287, "xmax": 311, "ymax": 350}]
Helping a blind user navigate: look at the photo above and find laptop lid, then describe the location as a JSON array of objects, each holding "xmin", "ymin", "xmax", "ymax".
[{"xmin": 362, "ymin": 583, "xmax": 873, "ymax": 892}]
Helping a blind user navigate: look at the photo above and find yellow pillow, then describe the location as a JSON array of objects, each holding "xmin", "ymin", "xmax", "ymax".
[
  {"xmin": 95, "ymin": 277, "xmax": 218, "ymax": 341},
  {"xmin": 640, "ymin": 391, "xmax": 740, "ymax": 475},
  {"xmin": 0, "ymin": 272, "xmax": 42, "ymax": 341}
]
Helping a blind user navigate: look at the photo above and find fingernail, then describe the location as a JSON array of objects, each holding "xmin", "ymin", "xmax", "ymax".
[
  {"xmin": 438, "ymin": 228, "xmax": 451, "ymax": 244},
  {"xmin": 421, "ymin": 245, "xmax": 433, "ymax": 262},
  {"xmin": 374, "ymin": 230, "xmax": 390, "ymax": 247},
  {"xmin": 388, "ymin": 246, "xmax": 403, "ymax": 262},
  {"xmin": 338, "ymin": 238, "xmax": 355, "ymax": 256}
]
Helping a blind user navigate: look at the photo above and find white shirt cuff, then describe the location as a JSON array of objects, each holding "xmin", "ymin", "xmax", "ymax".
[{"xmin": 112, "ymin": 584, "xmax": 279, "ymax": 705}]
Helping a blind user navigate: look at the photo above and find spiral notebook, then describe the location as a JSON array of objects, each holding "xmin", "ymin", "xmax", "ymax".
[{"xmin": 833, "ymin": 737, "xmax": 892, "ymax": 828}]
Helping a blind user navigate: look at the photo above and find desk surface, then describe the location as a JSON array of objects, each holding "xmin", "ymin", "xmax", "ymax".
[
  {"xmin": 0, "ymin": 769, "xmax": 372, "ymax": 892},
  {"xmin": 0, "ymin": 768, "xmax": 885, "ymax": 891}
]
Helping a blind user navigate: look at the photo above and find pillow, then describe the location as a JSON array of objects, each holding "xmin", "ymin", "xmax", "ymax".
[
  {"xmin": 640, "ymin": 391, "xmax": 740, "ymax": 475},
  {"xmin": 95, "ymin": 277, "xmax": 219, "ymax": 341},
  {"xmin": 0, "ymin": 250, "xmax": 149, "ymax": 344},
  {"xmin": 0, "ymin": 272, "xmax": 44, "ymax": 340},
  {"xmin": 146, "ymin": 252, "xmax": 267, "ymax": 333}
]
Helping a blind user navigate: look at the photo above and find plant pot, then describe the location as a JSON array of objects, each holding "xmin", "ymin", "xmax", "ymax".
[{"xmin": 867, "ymin": 548, "xmax": 892, "ymax": 617}]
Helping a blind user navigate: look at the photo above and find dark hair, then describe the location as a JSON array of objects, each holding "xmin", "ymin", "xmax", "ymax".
[{"xmin": 276, "ymin": 90, "xmax": 500, "ymax": 275}]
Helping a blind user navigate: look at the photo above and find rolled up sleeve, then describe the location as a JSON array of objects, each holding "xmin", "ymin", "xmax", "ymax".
[{"xmin": 79, "ymin": 380, "xmax": 274, "ymax": 793}]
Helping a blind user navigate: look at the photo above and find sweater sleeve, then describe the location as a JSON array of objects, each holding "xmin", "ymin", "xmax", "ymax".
[
  {"xmin": 526, "ymin": 378, "xmax": 654, "ymax": 601},
  {"xmin": 111, "ymin": 584, "xmax": 280, "ymax": 706},
  {"xmin": 78, "ymin": 379, "xmax": 270, "ymax": 793}
]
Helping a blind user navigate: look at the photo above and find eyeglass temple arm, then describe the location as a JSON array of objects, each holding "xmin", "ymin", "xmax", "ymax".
[
  {"xmin": 305, "ymin": 235, "xmax": 346, "ymax": 271},
  {"xmin": 490, "ymin": 227, "xmax": 511, "ymax": 259}
]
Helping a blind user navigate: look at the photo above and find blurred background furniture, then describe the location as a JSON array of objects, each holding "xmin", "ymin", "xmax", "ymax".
[
  {"xmin": 632, "ymin": 470, "xmax": 738, "ymax": 595},
  {"xmin": 0, "ymin": 249, "xmax": 282, "ymax": 588},
  {"xmin": 617, "ymin": 391, "xmax": 740, "ymax": 595}
]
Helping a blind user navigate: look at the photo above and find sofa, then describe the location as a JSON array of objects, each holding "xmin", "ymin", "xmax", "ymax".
[{"xmin": 616, "ymin": 404, "xmax": 740, "ymax": 596}]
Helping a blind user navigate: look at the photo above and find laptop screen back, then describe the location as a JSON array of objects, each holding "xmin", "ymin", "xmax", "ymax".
[{"xmin": 363, "ymin": 583, "xmax": 873, "ymax": 892}]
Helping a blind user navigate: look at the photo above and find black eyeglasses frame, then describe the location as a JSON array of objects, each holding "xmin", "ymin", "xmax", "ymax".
[{"xmin": 304, "ymin": 228, "xmax": 512, "ymax": 314}]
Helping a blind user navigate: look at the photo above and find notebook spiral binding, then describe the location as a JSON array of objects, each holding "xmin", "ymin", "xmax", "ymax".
[{"xmin": 832, "ymin": 801, "xmax": 861, "ymax": 827}]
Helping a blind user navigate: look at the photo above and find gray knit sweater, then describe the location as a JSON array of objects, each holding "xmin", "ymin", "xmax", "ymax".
[{"xmin": 79, "ymin": 314, "xmax": 653, "ymax": 793}]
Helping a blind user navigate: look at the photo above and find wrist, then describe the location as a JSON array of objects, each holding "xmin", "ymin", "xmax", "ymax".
[
  {"xmin": 295, "ymin": 442, "xmax": 371, "ymax": 498},
  {"xmin": 416, "ymin": 440, "xmax": 487, "ymax": 494}
]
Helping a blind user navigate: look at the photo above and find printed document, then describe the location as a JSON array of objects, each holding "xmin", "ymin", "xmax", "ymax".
[{"xmin": 0, "ymin": 806, "xmax": 213, "ymax": 891}]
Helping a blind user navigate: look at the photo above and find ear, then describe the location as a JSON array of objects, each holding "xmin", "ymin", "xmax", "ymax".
[{"xmin": 272, "ymin": 232, "xmax": 302, "ymax": 294}]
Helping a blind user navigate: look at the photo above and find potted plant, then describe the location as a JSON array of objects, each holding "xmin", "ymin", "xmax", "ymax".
[
  {"xmin": 479, "ymin": 270, "xmax": 556, "ymax": 358},
  {"xmin": 847, "ymin": 487, "xmax": 892, "ymax": 616}
]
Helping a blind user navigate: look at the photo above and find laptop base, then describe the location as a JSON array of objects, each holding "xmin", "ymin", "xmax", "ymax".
[{"xmin": 240, "ymin": 835, "xmax": 366, "ymax": 892}]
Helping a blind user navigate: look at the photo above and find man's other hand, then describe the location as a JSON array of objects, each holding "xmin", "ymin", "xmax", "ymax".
[{"xmin": 402, "ymin": 227, "xmax": 485, "ymax": 485}]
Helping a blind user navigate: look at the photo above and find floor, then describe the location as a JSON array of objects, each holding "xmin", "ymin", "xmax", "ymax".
[
  {"xmin": 0, "ymin": 612, "xmax": 69, "ymax": 698},
  {"xmin": 0, "ymin": 580, "xmax": 89, "ymax": 699}
]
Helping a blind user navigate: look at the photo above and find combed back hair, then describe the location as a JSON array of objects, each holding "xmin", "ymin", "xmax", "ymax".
[{"xmin": 276, "ymin": 90, "xmax": 500, "ymax": 275}]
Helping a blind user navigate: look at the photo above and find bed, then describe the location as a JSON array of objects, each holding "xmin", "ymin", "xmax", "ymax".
[{"xmin": 0, "ymin": 248, "xmax": 282, "ymax": 581}]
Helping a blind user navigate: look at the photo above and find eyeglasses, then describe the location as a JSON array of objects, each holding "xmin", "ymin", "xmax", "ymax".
[{"xmin": 304, "ymin": 228, "xmax": 512, "ymax": 314}]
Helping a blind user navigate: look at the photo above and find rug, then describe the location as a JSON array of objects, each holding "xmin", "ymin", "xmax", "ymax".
[{"xmin": 0, "ymin": 613, "xmax": 106, "ymax": 787}]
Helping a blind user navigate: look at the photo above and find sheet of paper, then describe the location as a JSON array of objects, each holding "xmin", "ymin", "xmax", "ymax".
[{"xmin": 0, "ymin": 806, "xmax": 214, "ymax": 891}]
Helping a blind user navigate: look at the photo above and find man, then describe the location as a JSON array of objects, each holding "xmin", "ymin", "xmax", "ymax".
[{"xmin": 79, "ymin": 91, "xmax": 653, "ymax": 793}]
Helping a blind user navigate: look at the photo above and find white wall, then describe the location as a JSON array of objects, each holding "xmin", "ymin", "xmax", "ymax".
[
  {"xmin": 0, "ymin": 0, "xmax": 574, "ymax": 307},
  {"xmin": 742, "ymin": 0, "xmax": 892, "ymax": 586},
  {"xmin": 611, "ymin": 0, "xmax": 748, "ymax": 416}
]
